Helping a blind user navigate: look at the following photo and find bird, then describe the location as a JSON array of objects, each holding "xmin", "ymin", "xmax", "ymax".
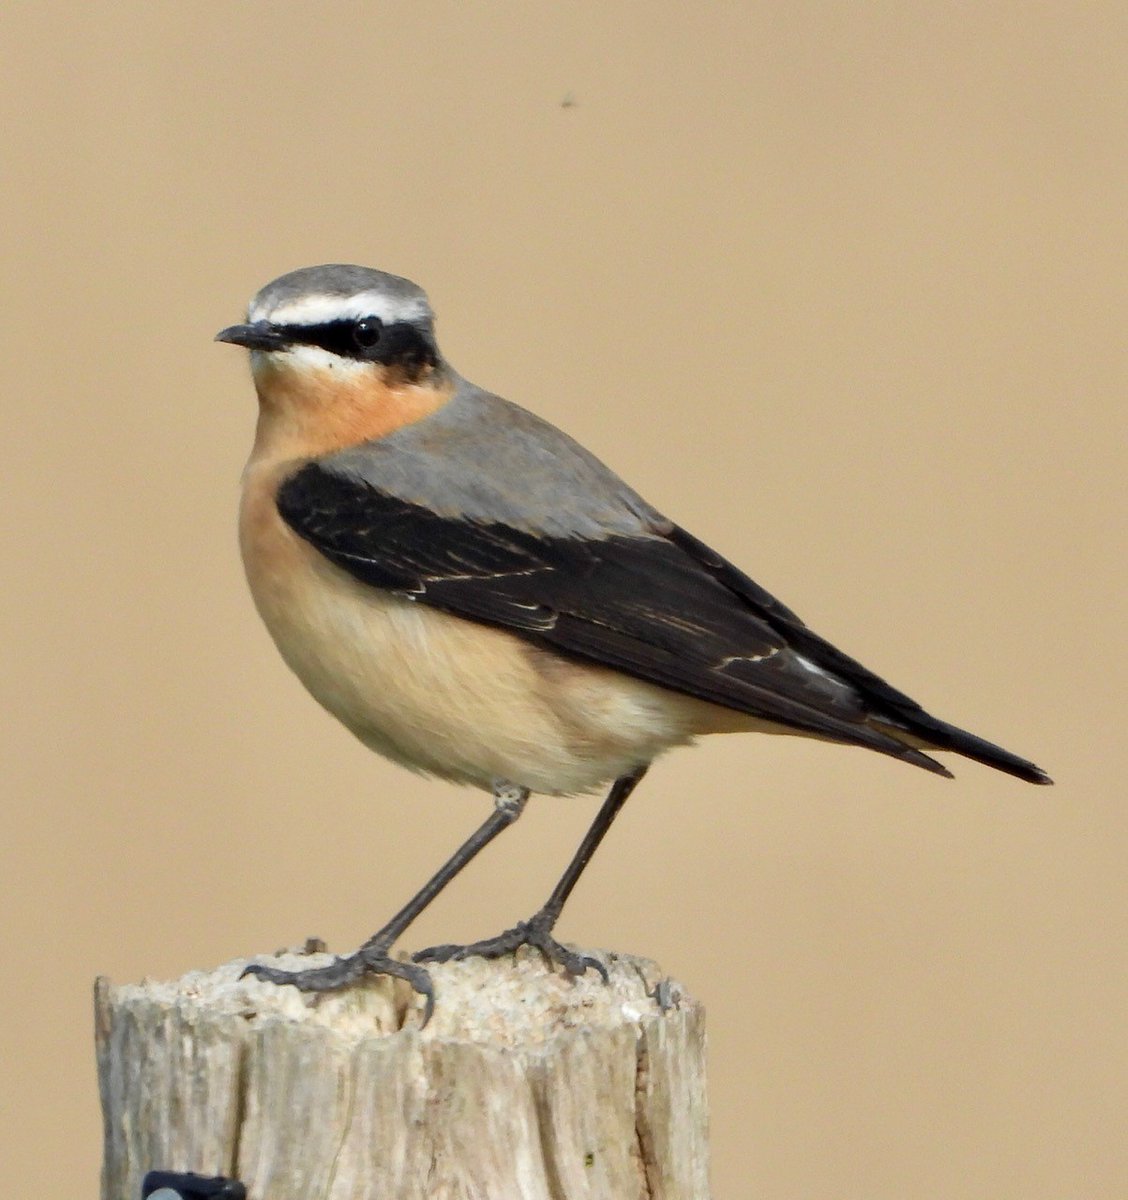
[{"xmin": 217, "ymin": 263, "xmax": 1051, "ymax": 1021}]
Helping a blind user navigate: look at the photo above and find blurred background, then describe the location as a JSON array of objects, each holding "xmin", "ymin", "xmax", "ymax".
[{"xmin": 3, "ymin": 4, "xmax": 1125, "ymax": 1197}]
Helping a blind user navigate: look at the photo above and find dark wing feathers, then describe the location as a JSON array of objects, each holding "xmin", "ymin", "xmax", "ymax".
[
  {"xmin": 666, "ymin": 525, "xmax": 1051, "ymax": 783},
  {"xmin": 278, "ymin": 463, "xmax": 942, "ymax": 771},
  {"xmin": 278, "ymin": 462, "xmax": 1049, "ymax": 783}
]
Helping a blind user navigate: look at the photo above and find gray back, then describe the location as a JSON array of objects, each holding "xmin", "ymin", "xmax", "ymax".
[{"xmin": 325, "ymin": 379, "xmax": 668, "ymax": 540}]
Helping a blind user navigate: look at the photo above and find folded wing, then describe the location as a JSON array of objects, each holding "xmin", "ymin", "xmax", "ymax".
[{"xmin": 278, "ymin": 460, "xmax": 1030, "ymax": 777}]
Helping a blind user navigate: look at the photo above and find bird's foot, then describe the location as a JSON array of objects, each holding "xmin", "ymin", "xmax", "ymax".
[
  {"xmin": 241, "ymin": 942, "xmax": 435, "ymax": 1025},
  {"xmin": 413, "ymin": 909, "xmax": 608, "ymax": 982}
]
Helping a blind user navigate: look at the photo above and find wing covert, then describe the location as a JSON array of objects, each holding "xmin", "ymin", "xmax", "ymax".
[{"xmin": 276, "ymin": 461, "xmax": 954, "ymax": 770}]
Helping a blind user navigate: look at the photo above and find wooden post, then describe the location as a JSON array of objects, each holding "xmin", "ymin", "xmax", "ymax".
[{"xmin": 95, "ymin": 946, "xmax": 709, "ymax": 1200}]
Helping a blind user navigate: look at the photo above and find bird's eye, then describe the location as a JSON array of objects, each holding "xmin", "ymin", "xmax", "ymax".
[{"xmin": 353, "ymin": 316, "xmax": 383, "ymax": 348}]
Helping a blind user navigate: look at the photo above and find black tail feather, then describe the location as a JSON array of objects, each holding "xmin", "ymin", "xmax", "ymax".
[{"xmin": 898, "ymin": 715, "xmax": 1053, "ymax": 785}]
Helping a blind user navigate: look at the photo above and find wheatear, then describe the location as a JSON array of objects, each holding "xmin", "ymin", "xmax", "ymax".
[{"xmin": 218, "ymin": 264, "xmax": 1051, "ymax": 1020}]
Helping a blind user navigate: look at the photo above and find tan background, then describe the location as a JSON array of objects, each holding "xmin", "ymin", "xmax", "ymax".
[{"xmin": 3, "ymin": 4, "xmax": 1124, "ymax": 1197}]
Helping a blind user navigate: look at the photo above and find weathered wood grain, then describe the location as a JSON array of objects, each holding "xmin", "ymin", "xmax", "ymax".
[{"xmin": 96, "ymin": 946, "xmax": 709, "ymax": 1200}]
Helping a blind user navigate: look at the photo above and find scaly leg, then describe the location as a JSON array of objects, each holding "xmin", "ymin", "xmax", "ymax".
[
  {"xmin": 242, "ymin": 781, "xmax": 530, "ymax": 1024},
  {"xmin": 414, "ymin": 765, "xmax": 649, "ymax": 979}
]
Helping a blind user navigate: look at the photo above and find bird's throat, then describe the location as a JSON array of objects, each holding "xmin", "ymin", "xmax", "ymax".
[{"xmin": 249, "ymin": 359, "xmax": 453, "ymax": 464}]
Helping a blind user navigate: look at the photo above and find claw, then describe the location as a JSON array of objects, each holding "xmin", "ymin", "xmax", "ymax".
[
  {"xmin": 577, "ymin": 953, "xmax": 610, "ymax": 984},
  {"xmin": 377, "ymin": 956, "xmax": 435, "ymax": 1027},
  {"xmin": 241, "ymin": 948, "xmax": 436, "ymax": 1026},
  {"xmin": 241, "ymin": 954, "xmax": 365, "ymax": 991},
  {"xmin": 414, "ymin": 913, "xmax": 608, "ymax": 986}
]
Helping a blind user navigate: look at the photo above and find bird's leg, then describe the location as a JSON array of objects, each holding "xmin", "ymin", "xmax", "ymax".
[
  {"xmin": 241, "ymin": 781, "xmax": 530, "ymax": 1024},
  {"xmin": 414, "ymin": 765, "xmax": 648, "ymax": 980}
]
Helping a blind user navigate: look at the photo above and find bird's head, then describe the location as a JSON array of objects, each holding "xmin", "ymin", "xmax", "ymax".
[{"xmin": 218, "ymin": 265, "xmax": 452, "ymax": 458}]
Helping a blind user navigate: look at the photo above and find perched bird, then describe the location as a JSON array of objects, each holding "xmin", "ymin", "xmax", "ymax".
[{"xmin": 218, "ymin": 264, "xmax": 1051, "ymax": 1020}]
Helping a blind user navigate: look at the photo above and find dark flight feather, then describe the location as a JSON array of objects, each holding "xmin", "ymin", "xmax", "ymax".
[{"xmin": 277, "ymin": 463, "xmax": 1050, "ymax": 784}]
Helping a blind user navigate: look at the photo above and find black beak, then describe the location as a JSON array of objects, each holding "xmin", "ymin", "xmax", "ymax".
[{"xmin": 214, "ymin": 321, "xmax": 289, "ymax": 351}]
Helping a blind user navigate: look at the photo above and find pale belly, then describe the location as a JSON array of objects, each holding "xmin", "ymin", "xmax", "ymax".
[{"xmin": 239, "ymin": 465, "xmax": 742, "ymax": 795}]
